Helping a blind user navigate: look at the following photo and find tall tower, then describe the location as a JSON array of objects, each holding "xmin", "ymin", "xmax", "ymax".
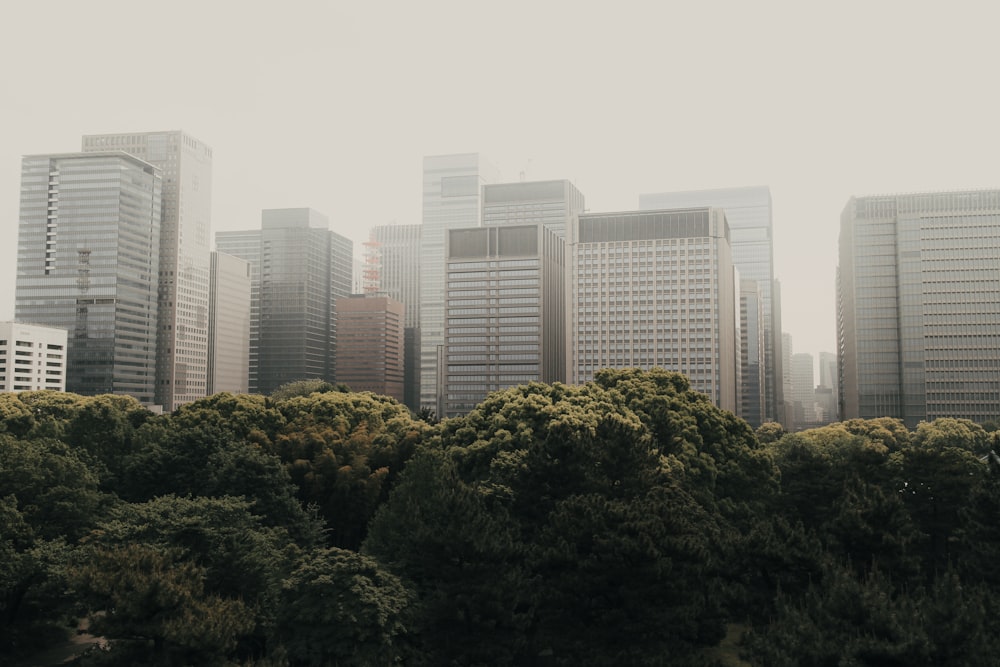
[
  {"xmin": 838, "ymin": 190, "xmax": 1000, "ymax": 427},
  {"xmin": 369, "ymin": 223, "xmax": 421, "ymax": 410},
  {"xmin": 216, "ymin": 209, "xmax": 352, "ymax": 395},
  {"xmin": 639, "ymin": 187, "xmax": 782, "ymax": 423},
  {"xmin": 15, "ymin": 152, "xmax": 161, "ymax": 402},
  {"xmin": 419, "ymin": 153, "xmax": 499, "ymax": 414},
  {"xmin": 443, "ymin": 223, "xmax": 565, "ymax": 417},
  {"xmin": 208, "ymin": 251, "xmax": 251, "ymax": 395},
  {"xmin": 569, "ymin": 208, "xmax": 738, "ymax": 412},
  {"xmin": 82, "ymin": 131, "xmax": 212, "ymax": 411}
]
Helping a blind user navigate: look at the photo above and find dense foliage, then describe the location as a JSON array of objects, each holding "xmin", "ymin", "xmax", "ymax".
[{"xmin": 0, "ymin": 371, "xmax": 998, "ymax": 665}]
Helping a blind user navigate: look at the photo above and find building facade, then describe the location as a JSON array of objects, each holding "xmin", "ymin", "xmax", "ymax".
[
  {"xmin": 569, "ymin": 208, "xmax": 738, "ymax": 412},
  {"xmin": 482, "ymin": 179, "xmax": 585, "ymax": 239},
  {"xmin": 369, "ymin": 223, "xmax": 421, "ymax": 409},
  {"xmin": 0, "ymin": 321, "xmax": 68, "ymax": 393},
  {"xmin": 82, "ymin": 131, "xmax": 212, "ymax": 411},
  {"xmin": 791, "ymin": 352, "xmax": 816, "ymax": 429},
  {"xmin": 443, "ymin": 223, "xmax": 565, "ymax": 417},
  {"xmin": 419, "ymin": 153, "xmax": 499, "ymax": 413},
  {"xmin": 838, "ymin": 190, "xmax": 1000, "ymax": 427},
  {"xmin": 640, "ymin": 187, "xmax": 781, "ymax": 422},
  {"xmin": 207, "ymin": 252, "xmax": 251, "ymax": 395},
  {"xmin": 216, "ymin": 209, "xmax": 352, "ymax": 395},
  {"xmin": 335, "ymin": 295, "xmax": 405, "ymax": 402},
  {"xmin": 740, "ymin": 279, "xmax": 767, "ymax": 427},
  {"xmin": 15, "ymin": 152, "xmax": 161, "ymax": 402}
]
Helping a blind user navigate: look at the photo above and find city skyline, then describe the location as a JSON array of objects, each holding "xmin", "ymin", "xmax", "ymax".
[{"xmin": 2, "ymin": 1, "xmax": 999, "ymax": 375}]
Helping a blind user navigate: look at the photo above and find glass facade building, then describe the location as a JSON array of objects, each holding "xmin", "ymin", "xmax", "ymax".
[
  {"xmin": 444, "ymin": 223, "xmax": 565, "ymax": 417},
  {"xmin": 82, "ymin": 131, "xmax": 213, "ymax": 411},
  {"xmin": 370, "ymin": 223, "xmax": 421, "ymax": 409},
  {"xmin": 419, "ymin": 153, "xmax": 499, "ymax": 413},
  {"xmin": 838, "ymin": 190, "xmax": 1000, "ymax": 427},
  {"xmin": 740, "ymin": 279, "xmax": 766, "ymax": 427},
  {"xmin": 15, "ymin": 152, "xmax": 161, "ymax": 402},
  {"xmin": 207, "ymin": 251, "xmax": 251, "ymax": 395},
  {"xmin": 216, "ymin": 209, "xmax": 352, "ymax": 395},
  {"xmin": 569, "ymin": 208, "xmax": 738, "ymax": 412},
  {"xmin": 639, "ymin": 187, "xmax": 782, "ymax": 422}
]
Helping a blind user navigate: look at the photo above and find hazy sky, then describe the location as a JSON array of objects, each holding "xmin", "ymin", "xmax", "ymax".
[{"xmin": 2, "ymin": 0, "xmax": 998, "ymax": 367}]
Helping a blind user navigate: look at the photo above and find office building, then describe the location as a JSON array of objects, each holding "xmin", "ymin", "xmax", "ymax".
[
  {"xmin": 482, "ymin": 179, "xmax": 585, "ymax": 239},
  {"xmin": 15, "ymin": 152, "xmax": 161, "ymax": 402},
  {"xmin": 207, "ymin": 252, "xmax": 251, "ymax": 395},
  {"xmin": 838, "ymin": 190, "xmax": 1000, "ymax": 427},
  {"xmin": 791, "ymin": 352, "xmax": 815, "ymax": 429},
  {"xmin": 335, "ymin": 295, "xmax": 405, "ymax": 402},
  {"xmin": 640, "ymin": 187, "xmax": 782, "ymax": 422},
  {"xmin": 216, "ymin": 209, "xmax": 352, "ymax": 395},
  {"xmin": 444, "ymin": 223, "xmax": 565, "ymax": 417},
  {"xmin": 740, "ymin": 279, "xmax": 767, "ymax": 427},
  {"xmin": 369, "ymin": 224, "xmax": 421, "ymax": 409},
  {"xmin": 817, "ymin": 351, "xmax": 838, "ymax": 422},
  {"xmin": 569, "ymin": 208, "xmax": 738, "ymax": 412},
  {"xmin": 82, "ymin": 131, "xmax": 212, "ymax": 411},
  {"xmin": 419, "ymin": 153, "xmax": 499, "ymax": 413},
  {"xmin": 0, "ymin": 321, "xmax": 68, "ymax": 393}
]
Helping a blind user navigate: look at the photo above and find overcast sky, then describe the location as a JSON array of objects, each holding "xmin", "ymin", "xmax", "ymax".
[{"xmin": 2, "ymin": 0, "xmax": 998, "ymax": 368}]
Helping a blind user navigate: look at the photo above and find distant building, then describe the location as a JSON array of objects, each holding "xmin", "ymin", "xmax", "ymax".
[
  {"xmin": 335, "ymin": 295, "xmax": 405, "ymax": 403},
  {"xmin": 483, "ymin": 179, "xmax": 585, "ymax": 239},
  {"xmin": 818, "ymin": 351, "xmax": 838, "ymax": 422},
  {"xmin": 740, "ymin": 279, "xmax": 767, "ymax": 427},
  {"xmin": 207, "ymin": 252, "xmax": 251, "ymax": 395},
  {"xmin": 791, "ymin": 352, "xmax": 815, "ymax": 430},
  {"xmin": 782, "ymin": 332, "xmax": 794, "ymax": 425},
  {"xmin": 15, "ymin": 152, "xmax": 161, "ymax": 403},
  {"xmin": 640, "ymin": 187, "xmax": 782, "ymax": 422},
  {"xmin": 443, "ymin": 223, "xmax": 565, "ymax": 417},
  {"xmin": 0, "ymin": 322, "xmax": 68, "ymax": 393},
  {"xmin": 569, "ymin": 208, "xmax": 738, "ymax": 413},
  {"xmin": 419, "ymin": 153, "xmax": 499, "ymax": 413},
  {"xmin": 216, "ymin": 209, "xmax": 353, "ymax": 395},
  {"xmin": 82, "ymin": 130, "xmax": 213, "ymax": 411},
  {"xmin": 369, "ymin": 224, "xmax": 421, "ymax": 410},
  {"xmin": 838, "ymin": 190, "xmax": 1000, "ymax": 427}
]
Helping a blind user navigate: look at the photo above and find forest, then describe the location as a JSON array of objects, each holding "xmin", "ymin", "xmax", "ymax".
[{"xmin": 2, "ymin": 368, "xmax": 1000, "ymax": 666}]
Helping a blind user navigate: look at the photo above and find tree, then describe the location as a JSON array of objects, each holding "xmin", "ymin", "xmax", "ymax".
[{"xmin": 277, "ymin": 547, "xmax": 410, "ymax": 666}]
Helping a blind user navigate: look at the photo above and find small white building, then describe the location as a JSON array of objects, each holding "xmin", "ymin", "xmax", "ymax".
[{"xmin": 0, "ymin": 321, "xmax": 69, "ymax": 393}]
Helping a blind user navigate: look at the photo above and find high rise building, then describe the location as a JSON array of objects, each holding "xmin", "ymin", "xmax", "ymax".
[
  {"xmin": 791, "ymin": 352, "xmax": 816, "ymax": 429},
  {"xmin": 443, "ymin": 223, "xmax": 565, "ymax": 417},
  {"xmin": 216, "ymin": 209, "xmax": 352, "ymax": 395},
  {"xmin": 207, "ymin": 252, "xmax": 251, "ymax": 395},
  {"xmin": 82, "ymin": 131, "xmax": 213, "ymax": 411},
  {"xmin": 639, "ymin": 187, "xmax": 782, "ymax": 422},
  {"xmin": 0, "ymin": 321, "xmax": 68, "ymax": 393},
  {"xmin": 782, "ymin": 332, "xmax": 794, "ymax": 424},
  {"xmin": 838, "ymin": 190, "xmax": 1000, "ymax": 427},
  {"xmin": 740, "ymin": 279, "xmax": 767, "ymax": 427},
  {"xmin": 419, "ymin": 153, "xmax": 499, "ymax": 413},
  {"xmin": 335, "ymin": 295, "xmax": 405, "ymax": 402},
  {"xmin": 369, "ymin": 224, "xmax": 421, "ymax": 409},
  {"xmin": 482, "ymin": 179, "xmax": 585, "ymax": 238},
  {"xmin": 569, "ymin": 208, "xmax": 738, "ymax": 412},
  {"xmin": 817, "ymin": 350, "xmax": 839, "ymax": 424},
  {"xmin": 15, "ymin": 152, "xmax": 161, "ymax": 402}
]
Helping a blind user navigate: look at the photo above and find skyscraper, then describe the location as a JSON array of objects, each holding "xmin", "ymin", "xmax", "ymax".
[
  {"xmin": 444, "ymin": 223, "xmax": 565, "ymax": 417},
  {"xmin": 838, "ymin": 190, "xmax": 1000, "ymax": 427},
  {"xmin": 216, "ymin": 209, "xmax": 352, "ymax": 395},
  {"xmin": 569, "ymin": 208, "xmax": 738, "ymax": 412},
  {"xmin": 419, "ymin": 153, "xmax": 499, "ymax": 413},
  {"xmin": 369, "ymin": 223, "xmax": 421, "ymax": 409},
  {"xmin": 482, "ymin": 179, "xmax": 585, "ymax": 239},
  {"xmin": 207, "ymin": 251, "xmax": 251, "ymax": 395},
  {"xmin": 639, "ymin": 187, "xmax": 782, "ymax": 423},
  {"xmin": 335, "ymin": 295, "xmax": 405, "ymax": 402},
  {"xmin": 740, "ymin": 279, "xmax": 767, "ymax": 427},
  {"xmin": 82, "ymin": 131, "xmax": 213, "ymax": 411},
  {"xmin": 791, "ymin": 352, "xmax": 816, "ymax": 429},
  {"xmin": 15, "ymin": 152, "xmax": 161, "ymax": 402}
]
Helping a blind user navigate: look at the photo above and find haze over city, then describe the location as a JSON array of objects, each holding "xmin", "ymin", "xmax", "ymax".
[{"xmin": 2, "ymin": 0, "xmax": 998, "ymax": 368}]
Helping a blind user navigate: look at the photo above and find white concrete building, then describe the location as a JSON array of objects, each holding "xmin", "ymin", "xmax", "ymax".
[{"xmin": 0, "ymin": 321, "xmax": 69, "ymax": 393}]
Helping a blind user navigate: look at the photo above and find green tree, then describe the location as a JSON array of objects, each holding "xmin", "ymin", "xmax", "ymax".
[{"xmin": 277, "ymin": 547, "xmax": 410, "ymax": 666}]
